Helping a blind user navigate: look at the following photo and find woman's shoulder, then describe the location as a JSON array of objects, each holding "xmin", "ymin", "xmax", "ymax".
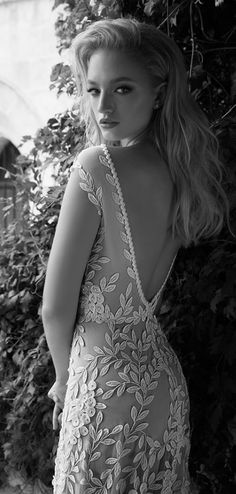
[
  {"xmin": 75, "ymin": 145, "xmax": 101, "ymax": 166},
  {"xmin": 72, "ymin": 146, "xmax": 106, "ymax": 181}
]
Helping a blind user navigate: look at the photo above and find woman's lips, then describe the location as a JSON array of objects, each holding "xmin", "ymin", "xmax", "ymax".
[{"xmin": 99, "ymin": 121, "xmax": 119, "ymax": 129}]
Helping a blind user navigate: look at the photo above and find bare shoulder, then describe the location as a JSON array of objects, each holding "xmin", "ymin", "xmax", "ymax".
[{"xmin": 74, "ymin": 145, "xmax": 101, "ymax": 173}]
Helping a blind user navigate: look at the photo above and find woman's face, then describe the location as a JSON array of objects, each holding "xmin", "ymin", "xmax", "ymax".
[{"xmin": 86, "ymin": 49, "xmax": 158, "ymax": 146}]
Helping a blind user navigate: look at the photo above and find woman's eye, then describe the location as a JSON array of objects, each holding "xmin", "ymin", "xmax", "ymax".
[
  {"xmin": 116, "ymin": 86, "xmax": 132, "ymax": 94},
  {"xmin": 86, "ymin": 86, "xmax": 132, "ymax": 96},
  {"xmin": 87, "ymin": 88, "xmax": 99, "ymax": 95}
]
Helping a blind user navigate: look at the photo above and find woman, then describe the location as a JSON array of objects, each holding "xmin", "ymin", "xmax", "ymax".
[{"xmin": 42, "ymin": 18, "xmax": 229, "ymax": 493}]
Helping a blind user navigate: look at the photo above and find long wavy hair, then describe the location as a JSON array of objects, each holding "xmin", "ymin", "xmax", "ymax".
[{"xmin": 72, "ymin": 18, "xmax": 230, "ymax": 246}]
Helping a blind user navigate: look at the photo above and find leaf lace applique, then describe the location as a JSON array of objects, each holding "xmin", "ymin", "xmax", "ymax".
[{"xmin": 71, "ymin": 160, "xmax": 103, "ymax": 216}]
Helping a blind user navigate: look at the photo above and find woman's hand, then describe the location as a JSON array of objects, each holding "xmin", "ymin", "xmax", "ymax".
[{"xmin": 48, "ymin": 381, "xmax": 67, "ymax": 430}]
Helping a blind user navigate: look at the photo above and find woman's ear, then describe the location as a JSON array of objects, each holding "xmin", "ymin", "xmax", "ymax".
[{"xmin": 154, "ymin": 82, "xmax": 166, "ymax": 108}]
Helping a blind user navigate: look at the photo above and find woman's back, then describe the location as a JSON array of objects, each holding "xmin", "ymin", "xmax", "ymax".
[{"xmin": 106, "ymin": 141, "xmax": 181, "ymax": 303}]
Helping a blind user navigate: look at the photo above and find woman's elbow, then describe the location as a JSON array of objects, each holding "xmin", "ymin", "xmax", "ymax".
[
  {"xmin": 42, "ymin": 302, "xmax": 64, "ymax": 323},
  {"xmin": 41, "ymin": 301, "xmax": 76, "ymax": 328},
  {"xmin": 41, "ymin": 303, "xmax": 57, "ymax": 325}
]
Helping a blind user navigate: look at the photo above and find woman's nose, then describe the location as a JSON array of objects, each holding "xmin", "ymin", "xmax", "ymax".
[{"xmin": 98, "ymin": 92, "xmax": 114, "ymax": 114}]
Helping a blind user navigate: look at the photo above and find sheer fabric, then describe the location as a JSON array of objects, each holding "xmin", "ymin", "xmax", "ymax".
[{"xmin": 53, "ymin": 144, "xmax": 190, "ymax": 494}]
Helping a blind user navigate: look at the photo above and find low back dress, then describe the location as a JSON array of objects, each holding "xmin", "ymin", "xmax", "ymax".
[{"xmin": 52, "ymin": 144, "xmax": 191, "ymax": 494}]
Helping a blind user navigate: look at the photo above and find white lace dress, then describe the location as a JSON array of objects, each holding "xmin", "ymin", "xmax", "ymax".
[{"xmin": 52, "ymin": 144, "xmax": 191, "ymax": 494}]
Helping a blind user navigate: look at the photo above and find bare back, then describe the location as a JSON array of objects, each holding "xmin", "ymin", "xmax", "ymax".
[{"xmin": 106, "ymin": 141, "xmax": 181, "ymax": 303}]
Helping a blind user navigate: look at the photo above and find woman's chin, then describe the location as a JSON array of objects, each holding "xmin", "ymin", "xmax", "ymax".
[{"xmin": 100, "ymin": 129, "xmax": 120, "ymax": 138}]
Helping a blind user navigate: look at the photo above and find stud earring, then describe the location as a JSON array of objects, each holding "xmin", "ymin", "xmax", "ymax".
[{"xmin": 153, "ymin": 101, "xmax": 160, "ymax": 110}]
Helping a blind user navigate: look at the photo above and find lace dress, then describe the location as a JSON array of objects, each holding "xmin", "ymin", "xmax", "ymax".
[{"xmin": 53, "ymin": 144, "xmax": 191, "ymax": 494}]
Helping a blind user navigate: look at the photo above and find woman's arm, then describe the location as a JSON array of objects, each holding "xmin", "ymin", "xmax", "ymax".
[{"xmin": 42, "ymin": 151, "xmax": 101, "ymax": 385}]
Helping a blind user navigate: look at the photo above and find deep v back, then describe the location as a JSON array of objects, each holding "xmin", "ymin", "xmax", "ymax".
[{"xmin": 101, "ymin": 143, "xmax": 179, "ymax": 308}]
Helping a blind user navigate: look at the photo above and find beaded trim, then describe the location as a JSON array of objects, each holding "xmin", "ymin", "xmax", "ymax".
[{"xmin": 101, "ymin": 144, "xmax": 177, "ymax": 311}]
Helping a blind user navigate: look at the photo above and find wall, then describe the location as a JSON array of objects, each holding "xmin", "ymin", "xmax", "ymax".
[{"xmin": 0, "ymin": 0, "xmax": 70, "ymax": 147}]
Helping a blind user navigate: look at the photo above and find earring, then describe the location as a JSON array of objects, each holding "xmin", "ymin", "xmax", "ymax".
[{"xmin": 153, "ymin": 101, "xmax": 160, "ymax": 110}]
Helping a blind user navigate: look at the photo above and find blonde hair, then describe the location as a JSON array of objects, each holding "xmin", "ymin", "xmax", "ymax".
[{"xmin": 72, "ymin": 18, "xmax": 230, "ymax": 246}]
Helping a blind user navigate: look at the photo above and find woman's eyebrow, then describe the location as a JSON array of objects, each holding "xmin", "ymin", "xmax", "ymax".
[{"xmin": 87, "ymin": 76, "xmax": 134, "ymax": 84}]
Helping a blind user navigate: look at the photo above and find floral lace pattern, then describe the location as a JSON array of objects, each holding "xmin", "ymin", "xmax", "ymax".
[{"xmin": 53, "ymin": 146, "xmax": 191, "ymax": 493}]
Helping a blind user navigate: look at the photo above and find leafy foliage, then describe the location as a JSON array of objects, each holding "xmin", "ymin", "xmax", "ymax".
[{"xmin": 0, "ymin": 0, "xmax": 235, "ymax": 492}]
